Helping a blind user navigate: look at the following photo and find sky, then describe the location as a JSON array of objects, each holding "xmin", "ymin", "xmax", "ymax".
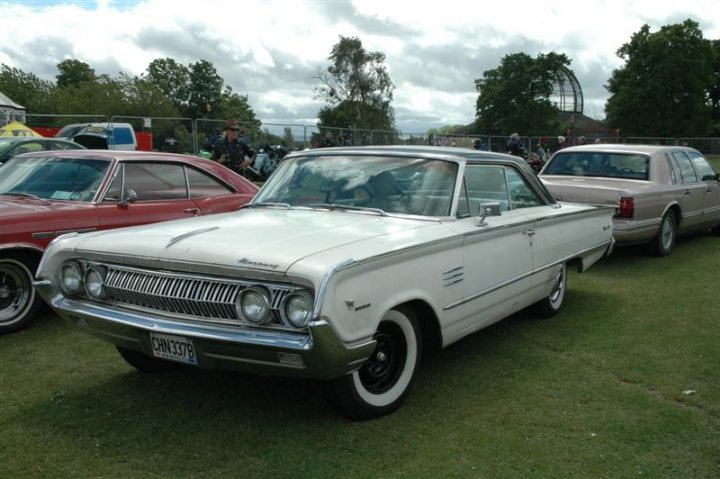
[{"xmin": 1, "ymin": 0, "xmax": 719, "ymax": 134}]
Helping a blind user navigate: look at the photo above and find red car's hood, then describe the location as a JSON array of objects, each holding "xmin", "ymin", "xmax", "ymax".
[{"xmin": 0, "ymin": 196, "xmax": 93, "ymax": 218}]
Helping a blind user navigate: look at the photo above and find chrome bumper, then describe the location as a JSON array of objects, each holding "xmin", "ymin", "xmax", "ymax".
[{"xmin": 34, "ymin": 280, "xmax": 375, "ymax": 380}]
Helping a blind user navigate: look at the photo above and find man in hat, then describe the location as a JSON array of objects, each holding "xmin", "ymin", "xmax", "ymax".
[{"xmin": 212, "ymin": 119, "xmax": 254, "ymax": 173}]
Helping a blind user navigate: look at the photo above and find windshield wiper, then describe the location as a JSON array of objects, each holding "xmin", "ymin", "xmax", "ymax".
[
  {"xmin": 1, "ymin": 191, "xmax": 50, "ymax": 203},
  {"xmin": 307, "ymin": 203, "xmax": 388, "ymax": 216},
  {"xmin": 241, "ymin": 202, "xmax": 293, "ymax": 209}
]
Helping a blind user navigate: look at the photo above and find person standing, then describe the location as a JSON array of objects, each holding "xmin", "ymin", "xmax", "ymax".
[
  {"xmin": 507, "ymin": 132, "xmax": 526, "ymax": 157},
  {"xmin": 535, "ymin": 136, "xmax": 549, "ymax": 163},
  {"xmin": 557, "ymin": 135, "xmax": 568, "ymax": 150},
  {"xmin": 212, "ymin": 119, "xmax": 254, "ymax": 173}
]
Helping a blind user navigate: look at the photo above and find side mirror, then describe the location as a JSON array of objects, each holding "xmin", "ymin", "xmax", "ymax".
[
  {"xmin": 119, "ymin": 188, "xmax": 137, "ymax": 207},
  {"xmin": 475, "ymin": 202, "xmax": 502, "ymax": 227}
]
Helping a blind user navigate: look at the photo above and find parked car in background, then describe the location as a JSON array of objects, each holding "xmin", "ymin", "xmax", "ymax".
[
  {"xmin": 540, "ymin": 144, "xmax": 720, "ymax": 256},
  {"xmin": 0, "ymin": 151, "xmax": 258, "ymax": 334},
  {"xmin": 56, "ymin": 122, "xmax": 137, "ymax": 150},
  {"xmin": 34, "ymin": 146, "xmax": 614, "ymax": 419},
  {"xmin": 0, "ymin": 137, "xmax": 85, "ymax": 165}
]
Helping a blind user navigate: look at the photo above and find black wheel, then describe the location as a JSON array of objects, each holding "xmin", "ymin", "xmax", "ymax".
[
  {"xmin": 116, "ymin": 346, "xmax": 182, "ymax": 373},
  {"xmin": 0, "ymin": 256, "xmax": 43, "ymax": 334},
  {"xmin": 652, "ymin": 210, "xmax": 677, "ymax": 256},
  {"xmin": 533, "ymin": 263, "xmax": 567, "ymax": 318},
  {"xmin": 327, "ymin": 308, "xmax": 422, "ymax": 420}
]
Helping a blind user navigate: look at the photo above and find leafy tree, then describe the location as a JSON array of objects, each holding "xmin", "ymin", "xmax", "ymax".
[
  {"xmin": 56, "ymin": 59, "xmax": 97, "ymax": 88},
  {"xmin": 314, "ymin": 36, "xmax": 395, "ymax": 130},
  {"xmin": 187, "ymin": 59, "xmax": 224, "ymax": 119},
  {"xmin": 474, "ymin": 52, "xmax": 568, "ymax": 135},
  {"xmin": 0, "ymin": 64, "xmax": 54, "ymax": 112},
  {"xmin": 144, "ymin": 58, "xmax": 190, "ymax": 109},
  {"xmin": 710, "ymin": 39, "xmax": 720, "ymax": 135},
  {"xmin": 605, "ymin": 19, "xmax": 715, "ymax": 137}
]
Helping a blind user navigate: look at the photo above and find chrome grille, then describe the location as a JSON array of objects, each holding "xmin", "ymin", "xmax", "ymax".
[{"xmin": 95, "ymin": 263, "xmax": 299, "ymax": 325}]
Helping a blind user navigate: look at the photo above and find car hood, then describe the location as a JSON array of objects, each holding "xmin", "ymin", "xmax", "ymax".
[
  {"xmin": 71, "ymin": 208, "xmax": 445, "ymax": 274},
  {"xmin": 0, "ymin": 196, "xmax": 92, "ymax": 218},
  {"xmin": 539, "ymin": 176, "xmax": 648, "ymax": 205}
]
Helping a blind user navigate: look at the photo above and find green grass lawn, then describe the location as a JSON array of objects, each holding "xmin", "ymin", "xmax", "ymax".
[{"xmin": 1, "ymin": 232, "xmax": 719, "ymax": 477}]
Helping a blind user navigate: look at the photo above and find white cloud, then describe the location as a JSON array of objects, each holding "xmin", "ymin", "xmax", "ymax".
[{"xmin": 1, "ymin": 0, "xmax": 718, "ymax": 132}]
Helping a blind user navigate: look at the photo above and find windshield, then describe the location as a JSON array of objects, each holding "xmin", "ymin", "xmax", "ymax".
[
  {"xmin": 543, "ymin": 152, "xmax": 650, "ymax": 180},
  {"xmin": 0, "ymin": 156, "xmax": 111, "ymax": 201},
  {"xmin": 0, "ymin": 138, "xmax": 21, "ymax": 156},
  {"xmin": 254, "ymin": 155, "xmax": 458, "ymax": 216}
]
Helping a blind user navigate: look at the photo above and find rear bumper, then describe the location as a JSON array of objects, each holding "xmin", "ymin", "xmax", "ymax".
[
  {"xmin": 34, "ymin": 280, "xmax": 375, "ymax": 380},
  {"xmin": 612, "ymin": 217, "xmax": 660, "ymax": 244}
]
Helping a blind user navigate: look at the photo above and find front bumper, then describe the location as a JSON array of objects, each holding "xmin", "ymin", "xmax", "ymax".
[{"xmin": 34, "ymin": 280, "xmax": 375, "ymax": 380}]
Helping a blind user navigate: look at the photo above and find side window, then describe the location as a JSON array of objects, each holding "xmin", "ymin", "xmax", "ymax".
[
  {"xmin": 504, "ymin": 168, "xmax": 544, "ymax": 209},
  {"xmin": 672, "ymin": 152, "xmax": 698, "ymax": 183},
  {"xmin": 456, "ymin": 179, "xmax": 470, "ymax": 217},
  {"xmin": 103, "ymin": 164, "xmax": 123, "ymax": 201},
  {"xmin": 124, "ymin": 163, "xmax": 189, "ymax": 201},
  {"xmin": 664, "ymin": 154, "xmax": 679, "ymax": 184},
  {"xmin": 186, "ymin": 167, "xmax": 233, "ymax": 198},
  {"xmin": 462, "ymin": 165, "xmax": 510, "ymax": 212},
  {"xmin": 687, "ymin": 152, "xmax": 717, "ymax": 181}
]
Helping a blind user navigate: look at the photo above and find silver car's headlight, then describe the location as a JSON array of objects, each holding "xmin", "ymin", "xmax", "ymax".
[
  {"xmin": 84, "ymin": 266, "xmax": 107, "ymax": 299},
  {"xmin": 59, "ymin": 262, "xmax": 84, "ymax": 296},
  {"xmin": 236, "ymin": 286, "xmax": 271, "ymax": 324},
  {"xmin": 282, "ymin": 291, "xmax": 313, "ymax": 328}
]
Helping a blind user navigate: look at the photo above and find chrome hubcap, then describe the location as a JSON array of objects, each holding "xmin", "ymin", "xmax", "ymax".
[
  {"xmin": 661, "ymin": 216, "xmax": 674, "ymax": 250},
  {"xmin": 0, "ymin": 263, "xmax": 31, "ymax": 323}
]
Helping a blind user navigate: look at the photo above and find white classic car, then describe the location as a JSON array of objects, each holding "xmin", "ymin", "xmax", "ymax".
[{"xmin": 35, "ymin": 146, "xmax": 615, "ymax": 419}]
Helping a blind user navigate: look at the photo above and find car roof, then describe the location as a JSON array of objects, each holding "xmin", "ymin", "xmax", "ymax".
[
  {"xmin": 555, "ymin": 144, "xmax": 700, "ymax": 155},
  {"xmin": 13, "ymin": 150, "xmax": 197, "ymax": 161},
  {"xmin": 289, "ymin": 145, "xmax": 528, "ymax": 166}
]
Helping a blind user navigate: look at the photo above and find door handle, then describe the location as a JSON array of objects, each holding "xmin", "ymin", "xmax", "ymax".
[
  {"xmin": 522, "ymin": 229, "xmax": 535, "ymax": 246},
  {"xmin": 183, "ymin": 208, "xmax": 201, "ymax": 215},
  {"xmin": 683, "ymin": 190, "xmax": 691, "ymax": 196}
]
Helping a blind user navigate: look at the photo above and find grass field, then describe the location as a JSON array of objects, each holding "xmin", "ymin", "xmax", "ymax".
[{"xmin": 1, "ymin": 159, "xmax": 719, "ymax": 478}]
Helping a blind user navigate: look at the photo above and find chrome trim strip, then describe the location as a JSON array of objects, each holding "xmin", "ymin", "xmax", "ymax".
[
  {"xmin": 442, "ymin": 241, "xmax": 612, "ymax": 311},
  {"xmin": 167, "ymin": 226, "xmax": 220, "ymax": 247},
  {"xmin": 312, "ymin": 258, "xmax": 355, "ymax": 321}
]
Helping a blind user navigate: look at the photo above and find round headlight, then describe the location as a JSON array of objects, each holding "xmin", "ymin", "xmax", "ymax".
[
  {"xmin": 85, "ymin": 266, "xmax": 107, "ymax": 299},
  {"xmin": 236, "ymin": 286, "xmax": 271, "ymax": 324},
  {"xmin": 283, "ymin": 292, "xmax": 313, "ymax": 328},
  {"xmin": 59, "ymin": 262, "xmax": 84, "ymax": 295}
]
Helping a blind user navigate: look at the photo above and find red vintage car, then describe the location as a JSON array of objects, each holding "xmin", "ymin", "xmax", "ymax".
[{"xmin": 0, "ymin": 150, "xmax": 258, "ymax": 333}]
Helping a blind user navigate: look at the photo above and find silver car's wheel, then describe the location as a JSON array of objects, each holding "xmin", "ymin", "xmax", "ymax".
[
  {"xmin": 533, "ymin": 263, "xmax": 567, "ymax": 318},
  {"xmin": 328, "ymin": 308, "xmax": 421, "ymax": 420},
  {"xmin": 0, "ymin": 257, "xmax": 42, "ymax": 334},
  {"xmin": 653, "ymin": 211, "xmax": 677, "ymax": 256}
]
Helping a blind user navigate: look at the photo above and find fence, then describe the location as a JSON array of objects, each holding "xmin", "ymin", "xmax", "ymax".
[{"xmin": 16, "ymin": 113, "xmax": 720, "ymax": 155}]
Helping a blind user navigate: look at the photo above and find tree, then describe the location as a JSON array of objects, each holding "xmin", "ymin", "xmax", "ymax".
[
  {"xmin": 474, "ymin": 52, "xmax": 568, "ymax": 135},
  {"xmin": 605, "ymin": 19, "xmax": 715, "ymax": 137},
  {"xmin": 314, "ymin": 36, "xmax": 395, "ymax": 131},
  {"xmin": 56, "ymin": 59, "xmax": 97, "ymax": 88},
  {"xmin": 0, "ymin": 64, "xmax": 54, "ymax": 112},
  {"xmin": 709, "ymin": 39, "xmax": 720, "ymax": 135},
  {"xmin": 187, "ymin": 60, "xmax": 224, "ymax": 119},
  {"xmin": 144, "ymin": 58, "xmax": 190, "ymax": 109}
]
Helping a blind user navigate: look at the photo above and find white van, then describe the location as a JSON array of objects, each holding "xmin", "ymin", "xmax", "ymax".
[{"xmin": 57, "ymin": 122, "xmax": 137, "ymax": 151}]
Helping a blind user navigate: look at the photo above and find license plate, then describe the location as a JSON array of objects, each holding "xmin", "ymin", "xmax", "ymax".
[{"xmin": 149, "ymin": 332, "xmax": 197, "ymax": 365}]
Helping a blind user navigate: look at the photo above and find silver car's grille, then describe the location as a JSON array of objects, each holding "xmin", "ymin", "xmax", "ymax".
[{"xmin": 97, "ymin": 264, "xmax": 298, "ymax": 325}]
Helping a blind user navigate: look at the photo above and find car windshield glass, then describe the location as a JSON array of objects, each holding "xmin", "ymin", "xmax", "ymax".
[
  {"xmin": 0, "ymin": 138, "xmax": 21, "ymax": 156},
  {"xmin": 0, "ymin": 156, "xmax": 111, "ymax": 201},
  {"xmin": 255, "ymin": 155, "xmax": 458, "ymax": 216},
  {"xmin": 544, "ymin": 152, "xmax": 650, "ymax": 180}
]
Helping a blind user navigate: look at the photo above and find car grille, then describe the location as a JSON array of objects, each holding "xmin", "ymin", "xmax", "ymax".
[{"xmin": 99, "ymin": 264, "xmax": 295, "ymax": 324}]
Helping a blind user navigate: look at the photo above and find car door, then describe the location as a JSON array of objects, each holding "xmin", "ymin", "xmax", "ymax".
[
  {"xmin": 443, "ymin": 164, "xmax": 534, "ymax": 338},
  {"xmin": 185, "ymin": 166, "xmax": 255, "ymax": 214},
  {"xmin": 95, "ymin": 161, "xmax": 203, "ymax": 230},
  {"xmin": 686, "ymin": 151, "xmax": 720, "ymax": 227},
  {"xmin": 669, "ymin": 151, "xmax": 705, "ymax": 230}
]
